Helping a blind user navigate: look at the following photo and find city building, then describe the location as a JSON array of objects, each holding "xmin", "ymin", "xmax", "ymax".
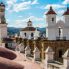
[
  {"xmin": 20, "ymin": 19, "xmax": 40, "ymax": 39},
  {"xmin": 46, "ymin": 6, "xmax": 69, "ymax": 40},
  {"xmin": 0, "ymin": 2, "xmax": 7, "ymax": 40}
]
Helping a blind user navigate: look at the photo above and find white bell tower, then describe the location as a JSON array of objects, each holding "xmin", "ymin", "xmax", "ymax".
[
  {"xmin": 46, "ymin": 6, "xmax": 57, "ymax": 40},
  {"xmin": 0, "ymin": 2, "xmax": 7, "ymax": 40},
  {"xmin": 27, "ymin": 19, "xmax": 32, "ymax": 27},
  {"xmin": 63, "ymin": 7, "xmax": 69, "ymax": 40}
]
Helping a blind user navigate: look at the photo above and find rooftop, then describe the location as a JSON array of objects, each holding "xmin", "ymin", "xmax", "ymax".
[{"xmin": 46, "ymin": 6, "xmax": 56, "ymax": 15}]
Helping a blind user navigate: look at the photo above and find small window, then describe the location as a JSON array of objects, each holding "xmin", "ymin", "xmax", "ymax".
[
  {"xmin": 52, "ymin": 18, "xmax": 54, "ymax": 21},
  {"xmin": 31, "ymin": 33, "xmax": 34, "ymax": 37},
  {"xmin": 24, "ymin": 33, "xmax": 26, "ymax": 36}
]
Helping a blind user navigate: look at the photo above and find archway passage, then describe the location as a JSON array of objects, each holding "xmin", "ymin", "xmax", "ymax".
[{"xmin": 59, "ymin": 49, "xmax": 63, "ymax": 58}]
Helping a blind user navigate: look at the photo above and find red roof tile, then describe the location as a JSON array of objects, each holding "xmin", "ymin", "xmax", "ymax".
[
  {"xmin": 46, "ymin": 6, "xmax": 56, "ymax": 15},
  {"xmin": 63, "ymin": 7, "xmax": 69, "ymax": 15},
  {"xmin": 21, "ymin": 27, "xmax": 36, "ymax": 31}
]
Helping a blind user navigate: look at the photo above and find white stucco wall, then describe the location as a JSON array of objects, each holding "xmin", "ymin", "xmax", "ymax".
[
  {"xmin": 63, "ymin": 27, "xmax": 69, "ymax": 40},
  {"xmin": 0, "ymin": 24, "xmax": 7, "ymax": 39},
  {"xmin": 47, "ymin": 27, "xmax": 57, "ymax": 40},
  {"xmin": 20, "ymin": 30, "xmax": 40, "ymax": 39},
  {"xmin": 46, "ymin": 14, "xmax": 57, "ymax": 40}
]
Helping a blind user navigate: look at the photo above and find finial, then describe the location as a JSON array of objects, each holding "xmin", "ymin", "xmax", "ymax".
[
  {"xmin": 50, "ymin": 6, "xmax": 53, "ymax": 10},
  {"xmin": 29, "ymin": 19, "xmax": 30, "ymax": 21},
  {"xmin": 28, "ymin": 19, "xmax": 32, "ymax": 22}
]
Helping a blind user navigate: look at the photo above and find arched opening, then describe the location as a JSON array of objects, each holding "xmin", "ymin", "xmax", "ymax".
[
  {"xmin": 59, "ymin": 49, "xmax": 63, "ymax": 58},
  {"xmin": 31, "ymin": 33, "xmax": 34, "ymax": 37},
  {"xmin": 58, "ymin": 27, "xmax": 63, "ymax": 38},
  {"xmin": 52, "ymin": 18, "xmax": 54, "ymax": 22},
  {"xmin": 24, "ymin": 33, "xmax": 26, "ymax": 37},
  {"xmin": 56, "ymin": 27, "xmax": 63, "ymax": 40},
  {"xmin": 5, "ymin": 43, "xmax": 8, "ymax": 48}
]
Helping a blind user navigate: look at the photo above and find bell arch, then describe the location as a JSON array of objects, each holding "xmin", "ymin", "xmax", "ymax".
[{"xmin": 56, "ymin": 20, "xmax": 64, "ymax": 40}]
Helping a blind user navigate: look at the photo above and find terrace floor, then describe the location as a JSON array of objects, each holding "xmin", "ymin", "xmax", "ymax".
[{"xmin": 13, "ymin": 51, "xmax": 42, "ymax": 69}]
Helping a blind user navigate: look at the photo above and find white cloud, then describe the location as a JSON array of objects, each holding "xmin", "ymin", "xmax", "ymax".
[
  {"xmin": 57, "ymin": 10, "xmax": 65, "ymax": 15},
  {"xmin": 8, "ymin": 16, "xmax": 44, "ymax": 28},
  {"xmin": 13, "ymin": 1, "xmax": 31, "ymax": 12},
  {"xmin": 27, "ymin": 16, "xmax": 43, "ymax": 21},
  {"xmin": 44, "ymin": 4, "xmax": 65, "ymax": 9},
  {"xmin": 63, "ymin": 0, "xmax": 69, "ymax": 4},
  {"xmin": 32, "ymin": 0, "xmax": 39, "ymax": 4},
  {"xmin": 6, "ymin": 0, "xmax": 39, "ymax": 12},
  {"xmin": 6, "ymin": 0, "xmax": 17, "ymax": 5},
  {"xmin": 6, "ymin": 0, "xmax": 17, "ymax": 10}
]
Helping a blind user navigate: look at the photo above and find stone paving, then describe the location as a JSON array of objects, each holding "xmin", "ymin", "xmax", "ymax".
[{"xmin": 13, "ymin": 51, "xmax": 42, "ymax": 69}]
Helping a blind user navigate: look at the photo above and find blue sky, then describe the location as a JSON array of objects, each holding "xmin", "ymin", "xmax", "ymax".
[{"xmin": 0, "ymin": 0, "xmax": 69, "ymax": 28}]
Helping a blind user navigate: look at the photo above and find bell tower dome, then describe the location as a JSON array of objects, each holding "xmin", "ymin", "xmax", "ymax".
[{"xmin": 27, "ymin": 19, "xmax": 32, "ymax": 27}]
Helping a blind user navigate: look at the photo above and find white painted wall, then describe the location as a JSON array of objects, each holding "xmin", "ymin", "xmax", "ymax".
[
  {"xmin": 20, "ymin": 30, "xmax": 40, "ymax": 39},
  {"xmin": 48, "ymin": 27, "xmax": 56, "ymax": 40},
  {"xmin": 46, "ymin": 14, "xmax": 57, "ymax": 40},
  {"xmin": 0, "ymin": 24, "xmax": 7, "ymax": 39}
]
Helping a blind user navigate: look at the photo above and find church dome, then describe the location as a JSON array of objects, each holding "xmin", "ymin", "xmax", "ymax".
[{"xmin": 56, "ymin": 20, "xmax": 64, "ymax": 28}]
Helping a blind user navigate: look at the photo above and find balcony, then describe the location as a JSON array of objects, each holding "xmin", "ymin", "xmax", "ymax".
[{"xmin": 56, "ymin": 37, "xmax": 66, "ymax": 40}]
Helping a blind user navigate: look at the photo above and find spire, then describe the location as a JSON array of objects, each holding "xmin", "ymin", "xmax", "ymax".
[
  {"xmin": 50, "ymin": 6, "xmax": 52, "ymax": 10},
  {"xmin": 46, "ymin": 6, "xmax": 56, "ymax": 15},
  {"xmin": 27, "ymin": 19, "xmax": 32, "ymax": 27},
  {"xmin": 28, "ymin": 19, "xmax": 32, "ymax": 23}
]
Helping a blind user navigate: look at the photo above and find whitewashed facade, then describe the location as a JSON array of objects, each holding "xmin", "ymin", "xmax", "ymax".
[
  {"xmin": 46, "ymin": 7, "xmax": 69, "ymax": 40},
  {"xmin": 0, "ymin": 3, "xmax": 7, "ymax": 39},
  {"xmin": 20, "ymin": 20, "xmax": 40, "ymax": 39}
]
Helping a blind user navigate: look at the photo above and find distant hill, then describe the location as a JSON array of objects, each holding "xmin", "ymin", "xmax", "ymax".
[
  {"xmin": 8, "ymin": 27, "xmax": 46, "ymax": 35},
  {"xmin": 7, "ymin": 27, "xmax": 21, "ymax": 35},
  {"xmin": 37, "ymin": 27, "xmax": 46, "ymax": 34}
]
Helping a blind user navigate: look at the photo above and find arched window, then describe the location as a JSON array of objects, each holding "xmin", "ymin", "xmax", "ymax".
[
  {"xmin": 52, "ymin": 18, "xmax": 54, "ymax": 22},
  {"xmin": 59, "ymin": 49, "xmax": 63, "ymax": 58},
  {"xmin": 31, "ymin": 33, "xmax": 34, "ymax": 37},
  {"xmin": 24, "ymin": 33, "xmax": 26, "ymax": 36}
]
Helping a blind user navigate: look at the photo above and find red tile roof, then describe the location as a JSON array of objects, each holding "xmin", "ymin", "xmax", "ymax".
[
  {"xmin": 63, "ymin": 7, "xmax": 69, "ymax": 15},
  {"xmin": 21, "ymin": 27, "xmax": 36, "ymax": 31},
  {"xmin": 46, "ymin": 6, "xmax": 56, "ymax": 15}
]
